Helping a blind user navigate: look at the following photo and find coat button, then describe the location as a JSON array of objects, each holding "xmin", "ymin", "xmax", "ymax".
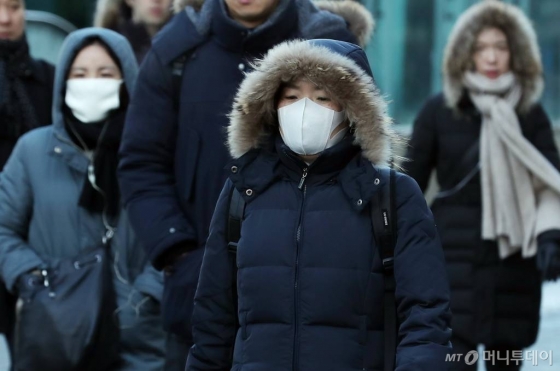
[
  {"xmin": 231, "ymin": 166, "xmax": 238, "ymax": 173},
  {"xmin": 374, "ymin": 178, "xmax": 380, "ymax": 185},
  {"xmin": 169, "ymin": 228, "xmax": 176, "ymax": 233},
  {"xmin": 54, "ymin": 146, "xmax": 62, "ymax": 154},
  {"xmin": 245, "ymin": 189, "xmax": 253, "ymax": 197},
  {"xmin": 238, "ymin": 63, "xmax": 245, "ymax": 71},
  {"xmin": 357, "ymin": 199, "xmax": 363, "ymax": 206}
]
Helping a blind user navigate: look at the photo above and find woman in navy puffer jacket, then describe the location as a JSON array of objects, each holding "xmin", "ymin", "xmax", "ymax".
[{"xmin": 187, "ymin": 39, "xmax": 452, "ymax": 371}]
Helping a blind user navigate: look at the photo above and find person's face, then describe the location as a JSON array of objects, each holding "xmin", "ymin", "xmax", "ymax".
[
  {"xmin": 68, "ymin": 43, "xmax": 122, "ymax": 80},
  {"xmin": 224, "ymin": 0, "xmax": 280, "ymax": 29},
  {"xmin": 125, "ymin": 0, "xmax": 172, "ymax": 27},
  {"xmin": 277, "ymin": 79, "xmax": 346, "ymax": 162},
  {"xmin": 277, "ymin": 79, "xmax": 343, "ymax": 112},
  {"xmin": 0, "ymin": 0, "xmax": 25, "ymax": 41},
  {"xmin": 472, "ymin": 27, "xmax": 511, "ymax": 79}
]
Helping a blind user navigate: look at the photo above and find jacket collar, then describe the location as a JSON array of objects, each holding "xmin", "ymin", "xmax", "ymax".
[
  {"xmin": 276, "ymin": 134, "xmax": 359, "ymax": 186},
  {"xmin": 49, "ymin": 106, "xmax": 127, "ymax": 174},
  {"xmin": 228, "ymin": 134, "xmax": 385, "ymax": 211},
  {"xmin": 151, "ymin": 11, "xmax": 207, "ymax": 66},
  {"xmin": 48, "ymin": 119, "xmax": 89, "ymax": 174},
  {"xmin": 210, "ymin": 0, "xmax": 299, "ymax": 55}
]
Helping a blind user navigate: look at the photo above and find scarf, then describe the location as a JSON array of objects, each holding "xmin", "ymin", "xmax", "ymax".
[
  {"xmin": 464, "ymin": 71, "xmax": 560, "ymax": 259},
  {"xmin": 0, "ymin": 37, "xmax": 38, "ymax": 140},
  {"xmin": 65, "ymin": 107, "xmax": 126, "ymax": 218}
]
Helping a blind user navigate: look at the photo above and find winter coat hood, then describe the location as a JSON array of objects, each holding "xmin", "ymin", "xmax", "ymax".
[
  {"xmin": 94, "ymin": 0, "xmax": 131, "ymax": 29},
  {"xmin": 443, "ymin": 0, "xmax": 543, "ymax": 112},
  {"xmin": 173, "ymin": 0, "xmax": 374, "ymax": 48},
  {"xmin": 52, "ymin": 28, "xmax": 138, "ymax": 130},
  {"xmin": 228, "ymin": 39, "xmax": 394, "ymax": 166}
]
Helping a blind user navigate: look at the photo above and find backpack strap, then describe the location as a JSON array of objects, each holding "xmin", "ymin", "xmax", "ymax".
[
  {"xmin": 370, "ymin": 167, "xmax": 398, "ymax": 371},
  {"xmin": 435, "ymin": 140, "xmax": 480, "ymax": 199}
]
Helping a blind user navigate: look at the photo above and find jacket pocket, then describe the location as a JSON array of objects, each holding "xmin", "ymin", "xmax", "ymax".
[{"xmin": 175, "ymin": 127, "xmax": 200, "ymax": 203}]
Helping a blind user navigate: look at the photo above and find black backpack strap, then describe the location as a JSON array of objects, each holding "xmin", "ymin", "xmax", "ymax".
[
  {"xmin": 227, "ymin": 187, "xmax": 245, "ymax": 323},
  {"xmin": 436, "ymin": 140, "xmax": 480, "ymax": 199},
  {"xmin": 370, "ymin": 167, "xmax": 398, "ymax": 371}
]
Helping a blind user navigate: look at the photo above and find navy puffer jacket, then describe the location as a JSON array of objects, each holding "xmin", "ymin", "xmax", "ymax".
[{"xmin": 187, "ymin": 40, "xmax": 452, "ymax": 371}]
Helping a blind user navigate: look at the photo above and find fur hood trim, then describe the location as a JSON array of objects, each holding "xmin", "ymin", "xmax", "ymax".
[
  {"xmin": 173, "ymin": 0, "xmax": 375, "ymax": 47},
  {"xmin": 443, "ymin": 0, "xmax": 543, "ymax": 112},
  {"xmin": 94, "ymin": 0, "xmax": 125, "ymax": 29},
  {"xmin": 227, "ymin": 40, "xmax": 394, "ymax": 165}
]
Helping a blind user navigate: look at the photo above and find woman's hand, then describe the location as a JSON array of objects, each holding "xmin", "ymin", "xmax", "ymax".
[{"xmin": 537, "ymin": 241, "xmax": 560, "ymax": 281}]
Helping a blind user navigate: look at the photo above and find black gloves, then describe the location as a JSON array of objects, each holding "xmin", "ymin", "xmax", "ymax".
[
  {"xmin": 153, "ymin": 241, "xmax": 198, "ymax": 273},
  {"xmin": 537, "ymin": 241, "xmax": 560, "ymax": 282}
]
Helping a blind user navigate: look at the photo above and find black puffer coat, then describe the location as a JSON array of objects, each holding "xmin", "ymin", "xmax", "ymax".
[
  {"xmin": 404, "ymin": 93, "xmax": 560, "ymax": 348},
  {"xmin": 187, "ymin": 39, "xmax": 452, "ymax": 371}
]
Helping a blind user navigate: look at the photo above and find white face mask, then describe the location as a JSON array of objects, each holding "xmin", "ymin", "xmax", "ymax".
[
  {"xmin": 278, "ymin": 98, "xmax": 347, "ymax": 156},
  {"xmin": 65, "ymin": 78, "xmax": 123, "ymax": 123}
]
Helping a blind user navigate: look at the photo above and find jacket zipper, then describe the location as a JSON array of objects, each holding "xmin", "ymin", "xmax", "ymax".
[
  {"xmin": 298, "ymin": 168, "xmax": 308, "ymax": 190},
  {"xmin": 293, "ymin": 167, "xmax": 308, "ymax": 371}
]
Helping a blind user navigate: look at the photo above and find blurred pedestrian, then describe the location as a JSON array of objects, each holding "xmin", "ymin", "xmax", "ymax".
[
  {"xmin": 0, "ymin": 28, "xmax": 166, "ymax": 370},
  {"xmin": 405, "ymin": 1, "xmax": 560, "ymax": 370},
  {"xmin": 186, "ymin": 39, "xmax": 452, "ymax": 371},
  {"xmin": 118, "ymin": 0, "xmax": 374, "ymax": 367},
  {"xmin": 94, "ymin": 0, "xmax": 173, "ymax": 63},
  {"xmin": 0, "ymin": 0, "xmax": 55, "ymax": 354}
]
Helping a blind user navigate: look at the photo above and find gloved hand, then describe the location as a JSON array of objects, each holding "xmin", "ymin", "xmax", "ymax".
[
  {"xmin": 160, "ymin": 247, "xmax": 205, "ymax": 342},
  {"xmin": 537, "ymin": 241, "xmax": 560, "ymax": 282}
]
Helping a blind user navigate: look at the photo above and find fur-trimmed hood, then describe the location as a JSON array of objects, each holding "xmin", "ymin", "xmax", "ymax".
[
  {"xmin": 173, "ymin": 0, "xmax": 374, "ymax": 48},
  {"xmin": 443, "ymin": 0, "xmax": 543, "ymax": 112},
  {"xmin": 227, "ymin": 39, "xmax": 394, "ymax": 166},
  {"xmin": 94, "ymin": 0, "xmax": 127, "ymax": 29},
  {"xmin": 93, "ymin": 0, "xmax": 172, "ymax": 29}
]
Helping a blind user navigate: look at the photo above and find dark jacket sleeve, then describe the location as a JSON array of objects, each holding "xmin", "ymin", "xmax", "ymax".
[
  {"xmin": 525, "ymin": 105, "xmax": 560, "ymax": 242},
  {"xmin": 0, "ymin": 137, "xmax": 44, "ymax": 292},
  {"xmin": 186, "ymin": 179, "xmax": 236, "ymax": 371},
  {"xmin": 403, "ymin": 97, "xmax": 439, "ymax": 192},
  {"xmin": 118, "ymin": 49, "xmax": 196, "ymax": 268},
  {"xmin": 393, "ymin": 173, "xmax": 452, "ymax": 370},
  {"xmin": 525, "ymin": 104, "xmax": 560, "ymax": 170}
]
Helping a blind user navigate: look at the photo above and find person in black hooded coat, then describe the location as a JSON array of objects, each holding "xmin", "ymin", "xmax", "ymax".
[
  {"xmin": 404, "ymin": 1, "xmax": 560, "ymax": 370},
  {"xmin": 0, "ymin": 0, "xmax": 54, "ymax": 349}
]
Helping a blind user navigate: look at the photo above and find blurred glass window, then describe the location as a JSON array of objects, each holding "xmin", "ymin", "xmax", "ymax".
[{"xmin": 362, "ymin": 0, "xmax": 560, "ymax": 127}]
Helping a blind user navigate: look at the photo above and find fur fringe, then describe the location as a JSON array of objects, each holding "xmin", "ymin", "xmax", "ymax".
[
  {"xmin": 314, "ymin": 1, "xmax": 375, "ymax": 48},
  {"xmin": 93, "ymin": 0, "xmax": 123, "ymax": 29}
]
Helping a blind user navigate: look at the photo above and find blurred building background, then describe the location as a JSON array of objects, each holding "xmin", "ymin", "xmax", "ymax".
[{"xmin": 24, "ymin": 0, "xmax": 560, "ymax": 128}]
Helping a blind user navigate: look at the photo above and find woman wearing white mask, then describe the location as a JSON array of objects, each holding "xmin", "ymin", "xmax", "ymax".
[
  {"xmin": 405, "ymin": 1, "xmax": 560, "ymax": 370},
  {"xmin": 0, "ymin": 28, "xmax": 166, "ymax": 370},
  {"xmin": 186, "ymin": 39, "xmax": 452, "ymax": 371}
]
